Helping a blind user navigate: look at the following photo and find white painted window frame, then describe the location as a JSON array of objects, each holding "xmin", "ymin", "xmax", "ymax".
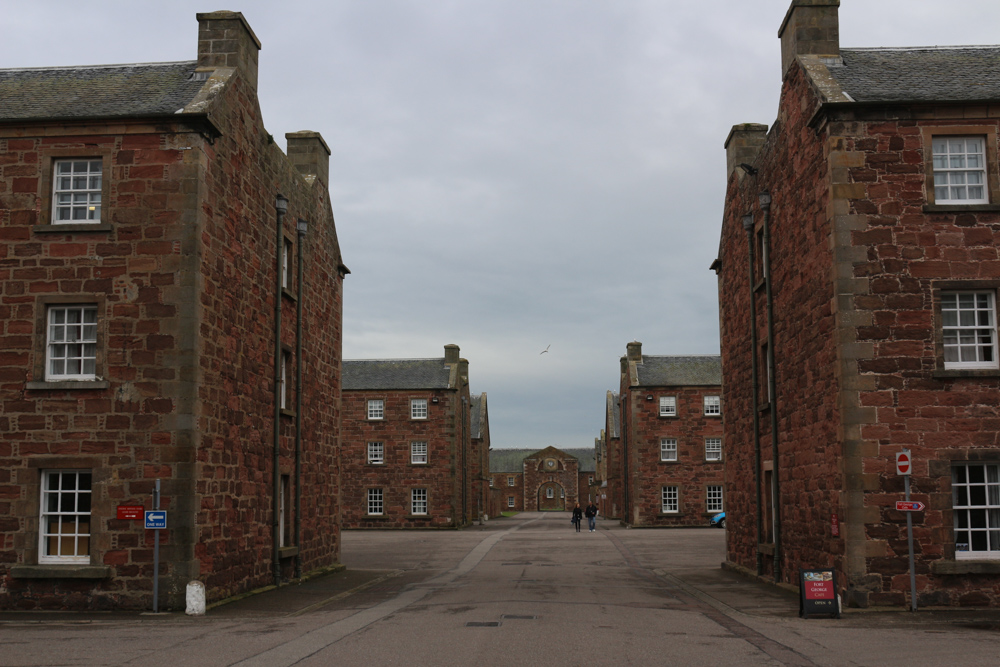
[
  {"xmin": 411, "ymin": 441, "xmax": 428, "ymax": 465},
  {"xmin": 941, "ymin": 291, "xmax": 999, "ymax": 370},
  {"xmin": 660, "ymin": 438, "xmax": 678, "ymax": 462},
  {"xmin": 705, "ymin": 438, "xmax": 723, "ymax": 461},
  {"xmin": 704, "ymin": 395, "xmax": 721, "ymax": 416},
  {"xmin": 659, "ymin": 395, "xmax": 676, "ymax": 417},
  {"xmin": 47, "ymin": 305, "xmax": 98, "ymax": 381},
  {"xmin": 367, "ymin": 399, "xmax": 384, "ymax": 420},
  {"xmin": 411, "ymin": 488, "xmax": 428, "ymax": 515},
  {"xmin": 52, "ymin": 159, "xmax": 102, "ymax": 223},
  {"xmin": 367, "ymin": 442, "xmax": 384, "ymax": 465},
  {"xmin": 933, "ymin": 135, "xmax": 988, "ymax": 204},
  {"xmin": 508, "ymin": 496, "xmax": 515, "ymax": 508},
  {"xmin": 953, "ymin": 462, "xmax": 1000, "ymax": 559},
  {"xmin": 661, "ymin": 486, "xmax": 679, "ymax": 514},
  {"xmin": 410, "ymin": 398, "xmax": 428, "ymax": 420},
  {"xmin": 707, "ymin": 485, "xmax": 724, "ymax": 513},
  {"xmin": 39, "ymin": 470, "xmax": 92, "ymax": 564},
  {"xmin": 367, "ymin": 488, "xmax": 383, "ymax": 516}
]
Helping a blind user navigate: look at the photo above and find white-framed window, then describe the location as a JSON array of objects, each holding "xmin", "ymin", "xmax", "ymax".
[
  {"xmin": 933, "ymin": 136, "xmax": 988, "ymax": 204},
  {"xmin": 410, "ymin": 398, "xmax": 427, "ymax": 420},
  {"xmin": 279, "ymin": 350, "xmax": 291, "ymax": 410},
  {"xmin": 411, "ymin": 488, "xmax": 428, "ymax": 515},
  {"xmin": 705, "ymin": 438, "xmax": 722, "ymax": 461},
  {"xmin": 659, "ymin": 396, "xmax": 676, "ymax": 417},
  {"xmin": 367, "ymin": 488, "xmax": 383, "ymax": 516},
  {"xmin": 704, "ymin": 395, "xmax": 721, "ymax": 416},
  {"xmin": 39, "ymin": 470, "xmax": 92, "ymax": 564},
  {"xmin": 367, "ymin": 442, "xmax": 384, "ymax": 465},
  {"xmin": 47, "ymin": 305, "xmax": 98, "ymax": 381},
  {"xmin": 661, "ymin": 486, "xmax": 679, "ymax": 514},
  {"xmin": 52, "ymin": 159, "xmax": 102, "ymax": 222},
  {"xmin": 589, "ymin": 476, "xmax": 594, "ymax": 484},
  {"xmin": 953, "ymin": 462, "xmax": 1000, "ymax": 559},
  {"xmin": 546, "ymin": 487, "xmax": 554, "ymax": 499},
  {"xmin": 660, "ymin": 438, "xmax": 678, "ymax": 462},
  {"xmin": 507, "ymin": 476, "xmax": 515, "ymax": 487},
  {"xmin": 489, "ymin": 478, "xmax": 494, "ymax": 487},
  {"xmin": 411, "ymin": 441, "xmax": 428, "ymax": 465},
  {"xmin": 282, "ymin": 238, "xmax": 293, "ymax": 289},
  {"xmin": 942, "ymin": 291, "xmax": 998, "ymax": 369},
  {"xmin": 707, "ymin": 485, "xmax": 724, "ymax": 513},
  {"xmin": 367, "ymin": 399, "xmax": 384, "ymax": 420},
  {"xmin": 508, "ymin": 496, "xmax": 515, "ymax": 508}
]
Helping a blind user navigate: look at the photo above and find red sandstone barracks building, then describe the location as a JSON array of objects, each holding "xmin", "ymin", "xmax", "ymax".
[
  {"xmin": 487, "ymin": 446, "xmax": 596, "ymax": 515},
  {"xmin": 340, "ymin": 345, "xmax": 488, "ymax": 528},
  {"xmin": 0, "ymin": 12, "xmax": 347, "ymax": 610},
  {"xmin": 716, "ymin": 0, "xmax": 1000, "ymax": 607},
  {"xmin": 615, "ymin": 344, "xmax": 724, "ymax": 527}
]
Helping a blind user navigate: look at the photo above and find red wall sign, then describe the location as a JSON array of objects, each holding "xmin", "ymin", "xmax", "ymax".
[
  {"xmin": 117, "ymin": 505, "xmax": 144, "ymax": 521},
  {"xmin": 831, "ymin": 513, "xmax": 840, "ymax": 537}
]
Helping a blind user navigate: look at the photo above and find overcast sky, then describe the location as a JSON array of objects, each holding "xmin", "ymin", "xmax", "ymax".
[{"xmin": 5, "ymin": 1, "xmax": 1000, "ymax": 450}]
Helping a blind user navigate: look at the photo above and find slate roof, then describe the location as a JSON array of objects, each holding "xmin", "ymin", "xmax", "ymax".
[
  {"xmin": 826, "ymin": 47, "xmax": 1000, "ymax": 103},
  {"xmin": 0, "ymin": 61, "xmax": 210, "ymax": 121},
  {"xmin": 342, "ymin": 359, "xmax": 452, "ymax": 391},
  {"xmin": 635, "ymin": 355, "xmax": 721, "ymax": 387},
  {"xmin": 489, "ymin": 447, "xmax": 596, "ymax": 473},
  {"xmin": 470, "ymin": 394, "xmax": 484, "ymax": 439}
]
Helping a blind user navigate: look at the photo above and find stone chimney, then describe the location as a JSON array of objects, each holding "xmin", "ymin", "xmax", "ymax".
[
  {"xmin": 286, "ymin": 132, "xmax": 331, "ymax": 188},
  {"xmin": 458, "ymin": 359, "xmax": 469, "ymax": 382},
  {"xmin": 725, "ymin": 123, "xmax": 769, "ymax": 181},
  {"xmin": 197, "ymin": 11, "xmax": 261, "ymax": 91},
  {"xmin": 778, "ymin": 0, "xmax": 840, "ymax": 78},
  {"xmin": 626, "ymin": 341, "xmax": 642, "ymax": 363},
  {"xmin": 444, "ymin": 344, "xmax": 460, "ymax": 365}
]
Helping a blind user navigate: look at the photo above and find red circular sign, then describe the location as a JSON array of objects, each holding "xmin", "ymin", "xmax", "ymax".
[{"xmin": 896, "ymin": 452, "xmax": 911, "ymax": 474}]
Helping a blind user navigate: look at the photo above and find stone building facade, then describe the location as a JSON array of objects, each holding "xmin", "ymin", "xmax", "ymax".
[
  {"xmin": 0, "ymin": 12, "xmax": 346, "ymax": 610},
  {"xmin": 469, "ymin": 394, "xmax": 491, "ymax": 520},
  {"xmin": 600, "ymin": 391, "xmax": 623, "ymax": 519},
  {"xmin": 341, "ymin": 345, "xmax": 480, "ymax": 529},
  {"xmin": 488, "ymin": 447, "xmax": 595, "ymax": 513},
  {"xmin": 618, "ymin": 344, "xmax": 724, "ymax": 527},
  {"xmin": 716, "ymin": 0, "xmax": 1000, "ymax": 607}
]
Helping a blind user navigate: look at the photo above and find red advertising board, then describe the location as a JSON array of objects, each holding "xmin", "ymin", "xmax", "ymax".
[
  {"xmin": 117, "ymin": 505, "xmax": 144, "ymax": 521},
  {"xmin": 799, "ymin": 569, "xmax": 840, "ymax": 619}
]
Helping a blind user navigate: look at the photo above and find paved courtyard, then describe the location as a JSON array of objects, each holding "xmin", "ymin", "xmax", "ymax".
[{"xmin": 2, "ymin": 512, "xmax": 999, "ymax": 666}]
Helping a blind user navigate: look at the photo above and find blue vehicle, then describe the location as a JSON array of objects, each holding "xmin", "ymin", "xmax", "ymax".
[{"xmin": 710, "ymin": 511, "xmax": 726, "ymax": 529}]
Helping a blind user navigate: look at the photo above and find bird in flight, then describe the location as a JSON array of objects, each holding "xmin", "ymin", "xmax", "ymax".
[{"xmin": 540, "ymin": 344, "xmax": 551, "ymax": 355}]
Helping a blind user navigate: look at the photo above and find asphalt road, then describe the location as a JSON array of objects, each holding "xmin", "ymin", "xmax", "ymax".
[{"xmin": 2, "ymin": 512, "xmax": 999, "ymax": 666}]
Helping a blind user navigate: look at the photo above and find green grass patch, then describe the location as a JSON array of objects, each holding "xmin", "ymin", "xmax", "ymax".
[{"xmin": 501, "ymin": 511, "xmax": 519, "ymax": 517}]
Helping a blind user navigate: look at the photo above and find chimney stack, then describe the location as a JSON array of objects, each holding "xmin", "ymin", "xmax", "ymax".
[
  {"xmin": 444, "ymin": 344, "xmax": 460, "ymax": 365},
  {"xmin": 626, "ymin": 341, "xmax": 642, "ymax": 363},
  {"xmin": 725, "ymin": 124, "xmax": 769, "ymax": 181},
  {"xmin": 778, "ymin": 0, "xmax": 840, "ymax": 78},
  {"xmin": 286, "ymin": 132, "xmax": 331, "ymax": 188},
  {"xmin": 197, "ymin": 11, "xmax": 261, "ymax": 91}
]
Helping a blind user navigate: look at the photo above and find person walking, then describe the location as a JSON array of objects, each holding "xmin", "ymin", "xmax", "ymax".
[
  {"xmin": 571, "ymin": 502, "xmax": 583, "ymax": 533},
  {"xmin": 584, "ymin": 500, "xmax": 598, "ymax": 532}
]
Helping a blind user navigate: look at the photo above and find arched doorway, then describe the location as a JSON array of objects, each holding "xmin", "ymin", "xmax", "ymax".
[{"xmin": 537, "ymin": 482, "xmax": 565, "ymax": 511}]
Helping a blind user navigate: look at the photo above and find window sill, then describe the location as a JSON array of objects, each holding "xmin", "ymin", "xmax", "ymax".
[
  {"xmin": 280, "ymin": 408, "xmax": 296, "ymax": 418},
  {"xmin": 34, "ymin": 223, "xmax": 112, "ymax": 234},
  {"xmin": 407, "ymin": 515, "xmax": 431, "ymax": 520},
  {"xmin": 923, "ymin": 204, "xmax": 1000, "ymax": 213},
  {"xmin": 367, "ymin": 462, "xmax": 384, "ymax": 466},
  {"xmin": 26, "ymin": 380, "xmax": 110, "ymax": 391},
  {"xmin": 705, "ymin": 459, "xmax": 724, "ymax": 464},
  {"xmin": 410, "ymin": 462, "xmax": 428, "ymax": 466},
  {"xmin": 932, "ymin": 369, "xmax": 1000, "ymax": 379},
  {"xmin": 931, "ymin": 560, "xmax": 1000, "ymax": 575},
  {"xmin": 10, "ymin": 564, "xmax": 112, "ymax": 579},
  {"xmin": 281, "ymin": 287, "xmax": 297, "ymax": 302},
  {"xmin": 278, "ymin": 546, "xmax": 299, "ymax": 559},
  {"xmin": 363, "ymin": 515, "xmax": 389, "ymax": 520},
  {"xmin": 659, "ymin": 459, "xmax": 679, "ymax": 464},
  {"xmin": 658, "ymin": 415, "xmax": 677, "ymax": 419}
]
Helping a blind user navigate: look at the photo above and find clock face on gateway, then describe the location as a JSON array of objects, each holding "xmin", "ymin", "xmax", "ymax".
[{"xmin": 546, "ymin": 459, "xmax": 556, "ymax": 469}]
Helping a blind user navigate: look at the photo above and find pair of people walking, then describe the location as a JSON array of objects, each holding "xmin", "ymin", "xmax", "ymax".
[{"xmin": 571, "ymin": 501, "xmax": 599, "ymax": 532}]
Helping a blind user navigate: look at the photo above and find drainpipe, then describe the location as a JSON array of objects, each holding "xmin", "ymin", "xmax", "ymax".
[
  {"xmin": 760, "ymin": 190, "xmax": 782, "ymax": 582},
  {"xmin": 294, "ymin": 218, "xmax": 307, "ymax": 579},
  {"xmin": 462, "ymin": 395, "xmax": 468, "ymax": 526},
  {"xmin": 743, "ymin": 213, "xmax": 764, "ymax": 576},
  {"xmin": 273, "ymin": 194, "xmax": 287, "ymax": 587}
]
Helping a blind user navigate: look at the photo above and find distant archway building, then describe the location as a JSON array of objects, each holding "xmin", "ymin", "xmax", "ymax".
[{"xmin": 488, "ymin": 447, "xmax": 596, "ymax": 516}]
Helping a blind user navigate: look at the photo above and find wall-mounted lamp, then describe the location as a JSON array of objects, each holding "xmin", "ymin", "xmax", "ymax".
[
  {"xmin": 742, "ymin": 214, "xmax": 754, "ymax": 231},
  {"xmin": 758, "ymin": 191, "xmax": 772, "ymax": 210},
  {"xmin": 296, "ymin": 218, "xmax": 308, "ymax": 236},
  {"xmin": 739, "ymin": 163, "xmax": 758, "ymax": 176},
  {"xmin": 275, "ymin": 194, "xmax": 289, "ymax": 215},
  {"xmin": 646, "ymin": 395, "xmax": 654, "ymax": 401},
  {"xmin": 431, "ymin": 397, "xmax": 439, "ymax": 404}
]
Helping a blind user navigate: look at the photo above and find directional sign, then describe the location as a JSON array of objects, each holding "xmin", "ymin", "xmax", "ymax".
[
  {"xmin": 145, "ymin": 511, "xmax": 167, "ymax": 529},
  {"xmin": 896, "ymin": 451, "xmax": 911, "ymax": 475},
  {"xmin": 895, "ymin": 501, "xmax": 925, "ymax": 512},
  {"xmin": 117, "ymin": 505, "xmax": 144, "ymax": 521}
]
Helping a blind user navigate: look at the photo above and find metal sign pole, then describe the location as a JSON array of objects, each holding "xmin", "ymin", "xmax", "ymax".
[
  {"xmin": 153, "ymin": 479, "xmax": 160, "ymax": 613},
  {"xmin": 904, "ymin": 466, "xmax": 916, "ymax": 612}
]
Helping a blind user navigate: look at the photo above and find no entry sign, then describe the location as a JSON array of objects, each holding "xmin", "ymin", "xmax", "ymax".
[{"xmin": 896, "ymin": 451, "xmax": 911, "ymax": 475}]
